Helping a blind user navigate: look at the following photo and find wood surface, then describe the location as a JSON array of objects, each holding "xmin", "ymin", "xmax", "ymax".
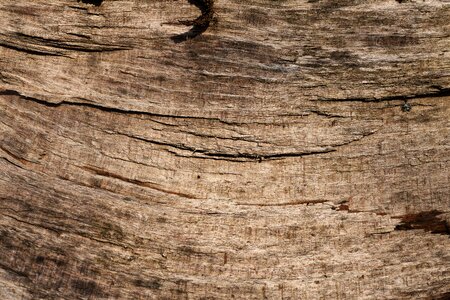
[{"xmin": 1, "ymin": 0, "xmax": 449, "ymax": 299}]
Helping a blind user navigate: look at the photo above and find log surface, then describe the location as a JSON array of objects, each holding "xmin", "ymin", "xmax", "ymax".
[{"xmin": 1, "ymin": 0, "xmax": 449, "ymax": 299}]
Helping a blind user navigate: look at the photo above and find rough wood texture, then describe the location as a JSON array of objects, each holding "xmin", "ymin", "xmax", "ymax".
[{"xmin": 1, "ymin": 0, "xmax": 450, "ymax": 299}]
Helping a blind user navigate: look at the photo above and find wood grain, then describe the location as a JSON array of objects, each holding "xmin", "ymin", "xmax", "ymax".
[{"xmin": 1, "ymin": 0, "xmax": 449, "ymax": 299}]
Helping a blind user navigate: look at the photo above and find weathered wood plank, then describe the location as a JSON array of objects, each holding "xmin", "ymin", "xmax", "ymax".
[{"xmin": 1, "ymin": 0, "xmax": 449, "ymax": 299}]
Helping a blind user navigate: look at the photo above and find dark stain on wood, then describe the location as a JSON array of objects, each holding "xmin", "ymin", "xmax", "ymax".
[
  {"xmin": 156, "ymin": 216, "xmax": 168, "ymax": 223},
  {"xmin": 34, "ymin": 256, "xmax": 45, "ymax": 264},
  {"xmin": 0, "ymin": 230, "xmax": 14, "ymax": 250},
  {"xmin": 336, "ymin": 203, "xmax": 350, "ymax": 211},
  {"xmin": 34, "ymin": 255, "xmax": 66, "ymax": 267},
  {"xmin": 241, "ymin": 8, "xmax": 269, "ymax": 26},
  {"xmin": 432, "ymin": 291, "xmax": 450, "ymax": 300},
  {"xmin": 365, "ymin": 34, "xmax": 418, "ymax": 48},
  {"xmin": 99, "ymin": 222, "xmax": 125, "ymax": 241},
  {"xmin": 394, "ymin": 211, "xmax": 449, "ymax": 235},
  {"xmin": 172, "ymin": 0, "xmax": 215, "ymax": 43},
  {"xmin": 134, "ymin": 278, "xmax": 162, "ymax": 290},
  {"xmin": 71, "ymin": 279, "xmax": 104, "ymax": 297}
]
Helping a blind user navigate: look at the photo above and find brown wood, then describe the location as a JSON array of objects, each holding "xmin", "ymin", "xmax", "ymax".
[{"xmin": 1, "ymin": 0, "xmax": 449, "ymax": 299}]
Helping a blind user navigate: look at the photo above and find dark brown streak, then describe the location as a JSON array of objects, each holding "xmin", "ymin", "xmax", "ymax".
[
  {"xmin": 172, "ymin": 0, "xmax": 215, "ymax": 43},
  {"xmin": 393, "ymin": 210, "xmax": 449, "ymax": 235}
]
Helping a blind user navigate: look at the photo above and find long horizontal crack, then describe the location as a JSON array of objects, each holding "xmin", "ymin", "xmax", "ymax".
[
  {"xmin": 119, "ymin": 130, "xmax": 338, "ymax": 161},
  {"xmin": 0, "ymin": 157, "xmax": 26, "ymax": 171},
  {"xmin": 1, "ymin": 213, "xmax": 62, "ymax": 235},
  {"xmin": 2, "ymin": 32, "xmax": 132, "ymax": 54},
  {"xmin": 236, "ymin": 199, "xmax": 329, "ymax": 206},
  {"xmin": 0, "ymin": 89, "xmax": 234, "ymax": 123},
  {"xmin": 1, "ymin": 89, "xmax": 375, "ymax": 161},
  {"xmin": 0, "ymin": 145, "xmax": 37, "ymax": 166},
  {"xmin": 0, "ymin": 261, "xmax": 31, "ymax": 281},
  {"xmin": 318, "ymin": 87, "xmax": 450, "ymax": 102},
  {"xmin": 0, "ymin": 42, "xmax": 64, "ymax": 56},
  {"xmin": 80, "ymin": 165, "xmax": 197, "ymax": 199}
]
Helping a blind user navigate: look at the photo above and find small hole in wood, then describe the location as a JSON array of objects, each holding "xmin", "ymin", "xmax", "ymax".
[{"xmin": 401, "ymin": 102, "xmax": 411, "ymax": 112}]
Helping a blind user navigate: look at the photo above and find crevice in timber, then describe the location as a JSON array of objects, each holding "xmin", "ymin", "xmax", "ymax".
[
  {"xmin": 110, "ymin": 127, "xmax": 261, "ymax": 148},
  {"xmin": 0, "ymin": 157, "xmax": 26, "ymax": 171},
  {"xmin": 1, "ymin": 89, "xmax": 377, "ymax": 161},
  {"xmin": 308, "ymin": 110, "xmax": 347, "ymax": 118},
  {"xmin": 318, "ymin": 87, "xmax": 450, "ymax": 102},
  {"xmin": 2, "ymin": 32, "xmax": 132, "ymax": 55},
  {"xmin": 332, "ymin": 202, "xmax": 388, "ymax": 216},
  {"xmin": 0, "ymin": 89, "xmax": 235, "ymax": 124},
  {"xmin": 1, "ymin": 213, "xmax": 62, "ymax": 235},
  {"xmin": 80, "ymin": 165, "xmax": 197, "ymax": 199},
  {"xmin": 0, "ymin": 42, "xmax": 64, "ymax": 56},
  {"xmin": 198, "ymin": 148, "xmax": 336, "ymax": 161},
  {"xmin": 0, "ymin": 145, "xmax": 37, "ymax": 166},
  {"xmin": 0, "ymin": 261, "xmax": 31, "ymax": 281},
  {"xmin": 0, "ymin": 89, "xmax": 356, "ymax": 129},
  {"xmin": 116, "ymin": 127, "xmax": 377, "ymax": 162},
  {"xmin": 236, "ymin": 199, "xmax": 329, "ymax": 206},
  {"xmin": 115, "ymin": 130, "xmax": 338, "ymax": 161}
]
